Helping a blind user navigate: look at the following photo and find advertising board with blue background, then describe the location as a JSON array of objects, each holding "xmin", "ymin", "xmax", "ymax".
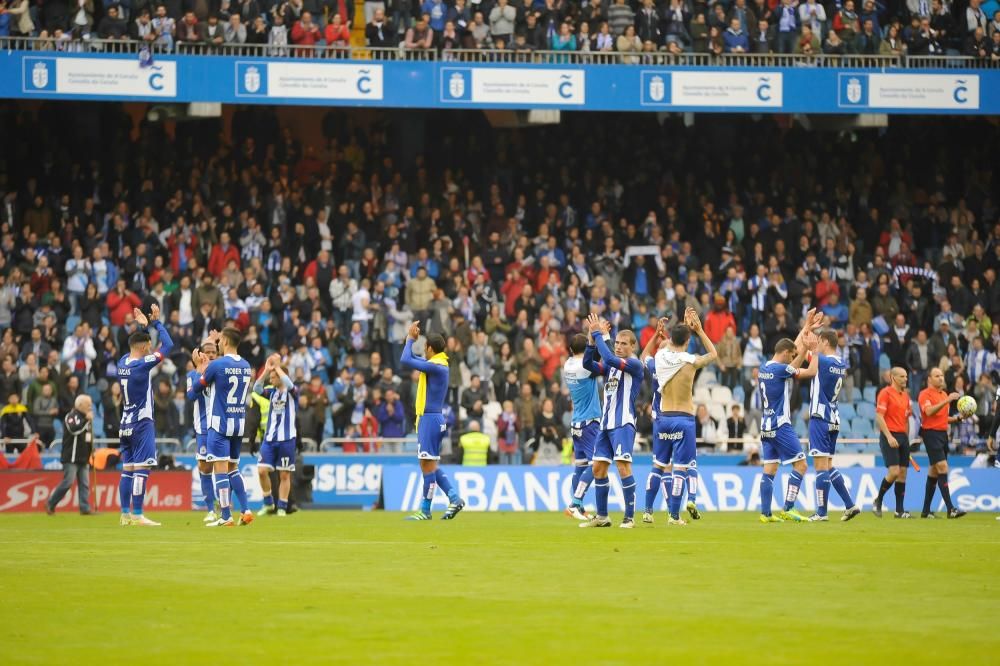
[
  {"xmin": 2, "ymin": 51, "xmax": 997, "ymax": 114},
  {"xmin": 383, "ymin": 465, "xmax": 1000, "ymax": 514}
]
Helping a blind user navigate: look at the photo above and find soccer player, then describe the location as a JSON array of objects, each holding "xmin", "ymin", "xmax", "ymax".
[
  {"xmin": 192, "ymin": 327, "xmax": 255, "ymax": 527},
  {"xmin": 563, "ymin": 328, "xmax": 602, "ymax": 520},
  {"xmin": 641, "ymin": 318, "xmax": 671, "ymax": 523},
  {"xmin": 917, "ymin": 368, "xmax": 968, "ymax": 519},
  {"xmin": 579, "ymin": 313, "xmax": 644, "ymax": 528},
  {"xmin": 401, "ymin": 321, "xmax": 466, "ymax": 521},
  {"xmin": 800, "ymin": 330, "xmax": 861, "ymax": 522},
  {"xmin": 873, "ymin": 367, "xmax": 913, "ymax": 518},
  {"xmin": 756, "ymin": 309, "xmax": 823, "ymax": 523},
  {"xmin": 652, "ymin": 309, "xmax": 718, "ymax": 526},
  {"xmin": 187, "ymin": 334, "xmax": 219, "ymax": 523},
  {"xmin": 115, "ymin": 304, "xmax": 173, "ymax": 526},
  {"xmin": 254, "ymin": 354, "xmax": 297, "ymax": 517}
]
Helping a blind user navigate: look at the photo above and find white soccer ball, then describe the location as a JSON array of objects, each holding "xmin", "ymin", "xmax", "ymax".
[{"xmin": 957, "ymin": 395, "xmax": 977, "ymax": 417}]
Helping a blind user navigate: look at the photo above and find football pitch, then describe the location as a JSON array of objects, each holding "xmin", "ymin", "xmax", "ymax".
[{"xmin": 4, "ymin": 511, "xmax": 999, "ymax": 665}]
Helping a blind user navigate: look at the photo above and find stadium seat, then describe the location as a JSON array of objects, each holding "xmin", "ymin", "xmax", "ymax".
[
  {"xmin": 707, "ymin": 403, "xmax": 727, "ymax": 424},
  {"xmin": 839, "ymin": 403, "xmax": 856, "ymax": 421},
  {"xmin": 732, "ymin": 386, "xmax": 745, "ymax": 405},
  {"xmin": 862, "ymin": 387, "xmax": 877, "ymax": 403},
  {"xmin": 856, "ymin": 402, "xmax": 877, "ymax": 420},
  {"xmin": 710, "ymin": 386, "xmax": 733, "ymax": 405},
  {"xmin": 694, "ymin": 388, "xmax": 712, "ymax": 404}
]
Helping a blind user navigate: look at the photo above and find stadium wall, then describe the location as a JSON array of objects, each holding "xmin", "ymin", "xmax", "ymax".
[{"xmin": 3, "ymin": 52, "xmax": 998, "ymax": 114}]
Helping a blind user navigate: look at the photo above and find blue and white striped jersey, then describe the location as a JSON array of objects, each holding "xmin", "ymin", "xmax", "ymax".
[
  {"xmin": 563, "ymin": 356, "xmax": 602, "ymax": 425},
  {"xmin": 261, "ymin": 383, "xmax": 298, "ymax": 443},
  {"xmin": 198, "ymin": 354, "xmax": 253, "ymax": 437},
  {"xmin": 810, "ymin": 354, "xmax": 847, "ymax": 424},
  {"xmin": 584, "ymin": 334, "xmax": 644, "ymax": 430},
  {"xmin": 116, "ymin": 321, "xmax": 173, "ymax": 427},
  {"xmin": 759, "ymin": 360, "xmax": 798, "ymax": 432},
  {"xmin": 966, "ymin": 348, "xmax": 996, "ymax": 384},
  {"xmin": 186, "ymin": 370, "xmax": 210, "ymax": 435}
]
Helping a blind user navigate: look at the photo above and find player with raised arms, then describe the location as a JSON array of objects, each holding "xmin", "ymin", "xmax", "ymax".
[
  {"xmin": 640, "ymin": 317, "xmax": 671, "ymax": 523},
  {"xmin": 188, "ymin": 333, "xmax": 219, "ymax": 523},
  {"xmin": 116, "ymin": 304, "xmax": 173, "ymax": 526},
  {"xmin": 579, "ymin": 313, "xmax": 644, "ymax": 528},
  {"xmin": 799, "ymin": 329, "xmax": 861, "ymax": 522},
  {"xmin": 192, "ymin": 326, "xmax": 255, "ymax": 527},
  {"xmin": 401, "ymin": 321, "xmax": 466, "ymax": 521},
  {"xmin": 756, "ymin": 309, "xmax": 824, "ymax": 523},
  {"xmin": 254, "ymin": 354, "xmax": 297, "ymax": 517},
  {"xmin": 653, "ymin": 308, "xmax": 718, "ymax": 525},
  {"xmin": 563, "ymin": 325, "xmax": 603, "ymax": 520}
]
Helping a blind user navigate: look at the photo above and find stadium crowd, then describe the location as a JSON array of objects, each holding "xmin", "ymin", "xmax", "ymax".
[
  {"xmin": 0, "ymin": 105, "xmax": 998, "ymax": 463},
  {"xmin": 1, "ymin": 0, "xmax": 1000, "ymax": 60}
]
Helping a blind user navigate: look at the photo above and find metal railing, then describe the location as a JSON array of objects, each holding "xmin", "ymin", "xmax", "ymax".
[
  {"xmin": 319, "ymin": 437, "xmax": 416, "ymax": 453},
  {"xmin": 4, "ymin": 36, "xmax": 995, "ymax": 70}
]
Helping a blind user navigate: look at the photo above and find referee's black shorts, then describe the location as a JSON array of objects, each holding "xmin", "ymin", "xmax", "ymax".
[
  {"xmin": 879, "ymin": 431, "xmax": 910, "ymax": 468},
  {"xmin": 921, "ymin": 429, "xmax": 949, "ymax": 465}
]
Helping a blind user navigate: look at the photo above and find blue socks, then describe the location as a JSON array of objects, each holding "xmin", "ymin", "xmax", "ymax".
[
  {"xmin": 668, "ymin": 468, "xmax": 688, "ymax": 519},
  {"xmin": 119, "ymin": 472, "xmax": 133, "ymax": 514},
  {"xmin": 621, "ymin": 475, "xmax": 636, "ymax": 521},
  {"xmin": 199, "ymin": 472, "xmax": 215, "ymax": 511},
  {"xmin": 571, "ymin": 465, "xmax": 585, "ymax": 496},
  {"xmin": 661, "ymin": 471, "xmax": 673, "ymax": 508},
  {"xmin": 573, "ymin": 465, "xmax": 594, "ymax": 505},
  {"xmin": 421, "ymin": 471, "xmax": 436, "ymax": 514},
  {"xmin": 760, "ymin": 473, "xmax": 775, "ymax": 516},
  {"xmin": 262, "ymin": 495, "xmax": 274, "ymax": 507},
  {"xmin": 435, "ymin": 468, "xmax": 460, "ymax": 504},
  {"xmin": 131, "ymin": 469, "xmax": 149, "ymax": 516},
  {"xmin": 783, "ymin": 470, "xmax": 804, "ymax": 511},
  {"xmin": 815, "ymin": 470, "xmax": 831, "ymax": 517},
  {"xmin": 228, "ymin": 470, "xmax": 249, "ymax": 513},
  {"xmin": 278, "ymin": 499, "xmax": 288, "ymax": 511},
  {"xmin": 644, "ymin": 468, "xmax": 663, "ymax": 512},
  {"xmin": 829, "ymin": 468, "xmax": 854, "ymax": 509},
  {"xmin": 214, "ymin": 473, "xmax": 232, "ymax": 521},
  {"xmin": 594, "ymin": 476, "xmax": 610, "ymax": 517}
]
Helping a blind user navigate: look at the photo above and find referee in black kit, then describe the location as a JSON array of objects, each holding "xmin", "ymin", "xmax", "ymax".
[{"xmin": 872, "ymin": 367, "xmax": 913, "ymax": 518}]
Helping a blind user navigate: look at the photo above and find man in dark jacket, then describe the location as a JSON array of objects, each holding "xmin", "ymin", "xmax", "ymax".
[{"xmin": 46, "ymin": 395, "xmax": 94, "ymax": 515}]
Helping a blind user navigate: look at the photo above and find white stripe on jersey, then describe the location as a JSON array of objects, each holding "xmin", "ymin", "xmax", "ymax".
[
  {"xmin": 600, "ymin": 368, "xmax": 636, "ymax": 429},
  {"xmin": 265, "ymin": 388, "xmax": 298, "ymax": 442}
]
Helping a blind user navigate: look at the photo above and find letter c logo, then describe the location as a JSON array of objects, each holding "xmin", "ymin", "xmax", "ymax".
[
  {"xmin": 558, "ymin": 76, "xmax": 573, "ymax": 99},
  {"xmin": 357, "ymin": 70, "xmax": 372, "ymax": 94},
  {"xmin": 953, "ymin": 81, "xmax": 967, "ymax": 104},
  {"xmin": 149, "ymin": 72, "xmax": 164, "ymax": 91},
  {"xmin": 757, "ymin": 79, "xmax": 771, "ymax": 102}
]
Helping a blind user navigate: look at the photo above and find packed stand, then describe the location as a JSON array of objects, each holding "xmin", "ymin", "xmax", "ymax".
[
  {"xmin": 2, "ymin": 0, "xmax": 999, "ymax": 61},
  {"xmin": 0, "ymin": 105, "xmax": 999, "ymax": 462}
]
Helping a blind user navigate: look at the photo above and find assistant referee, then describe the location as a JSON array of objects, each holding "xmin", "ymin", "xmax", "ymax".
[
  {"xmin": 873, "ymin": 367, "xmax": 912, "ymax": 518},
  {"xmin": 917, "ymin": 367, "xmax": 967, "ymax": 519}
]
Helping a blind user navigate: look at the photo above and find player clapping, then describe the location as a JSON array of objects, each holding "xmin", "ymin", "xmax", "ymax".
[
  {"xmin": 254, "ymin": 354, "xmax": 298, "ymax": 517},
  {"xmin": 188, "ymin": 333, "xmax": 219, "ymax": 523},
  {"xmin": 115, "ymin": 304, "xmax": 173, "ymax": 527}
]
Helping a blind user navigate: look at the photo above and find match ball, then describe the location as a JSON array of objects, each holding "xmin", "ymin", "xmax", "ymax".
[{"xmin": 957, "ymin": 395, "xmax": 977, "ymax": 417}]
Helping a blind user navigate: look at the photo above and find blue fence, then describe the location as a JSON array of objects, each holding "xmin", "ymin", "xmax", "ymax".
[
  {"xmin": 2, "ymin": 50, "xmax": 997, "ymax": 114},
  {"xmin": 383, "ymin": 465, "xmax": 1000, "ymax": 513}
]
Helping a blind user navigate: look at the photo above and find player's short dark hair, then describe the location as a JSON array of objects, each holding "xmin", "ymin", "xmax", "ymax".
[
  {"xmin": 570, "ymin": 334, "xmax": 589, "ymax": 355},
  {"xmin": 775, "ymin": 338, "xmax": 796, "ymax": 355},
  {"xmin": 200, "ymin": 341, "xmax": 218, "ymax": 353},
  {"xmin": 426, "ymin": 334, "xmax": 446, "ymax": 355},
  {"xmin": 220, "ymin": 327, "xmax": 242, "ymax": 348},
  {"xmin": 128, "ymin": 331, "xmax": 151, "ymax": 348},
  {"xmin": 819, "ymin": 330, "xmax": 838, "ymax": 349},
  {"xmin": 670, "ymin": 324, "xmax": 691, "ymax": 347}
]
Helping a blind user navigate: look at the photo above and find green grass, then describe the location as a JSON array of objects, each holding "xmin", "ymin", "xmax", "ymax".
[{"xmin": 3, "ymin": 511, "xmax": 999, "ymax": 665}]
